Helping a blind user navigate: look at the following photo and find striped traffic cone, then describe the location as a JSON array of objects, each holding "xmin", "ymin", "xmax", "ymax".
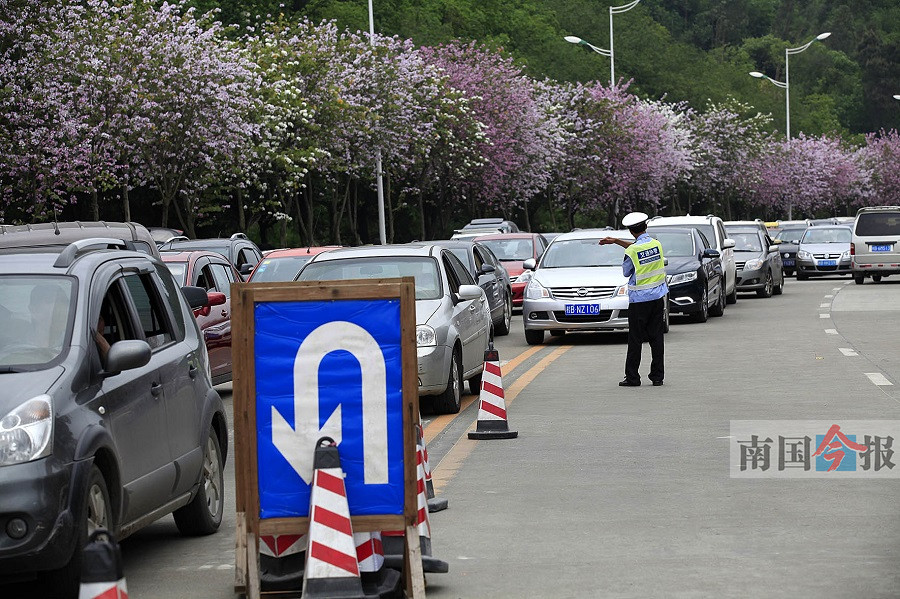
[
  {"xmin": 382, "ymin": 441, "xmax": 449, "ymax": 574},
  {"xmin": 301, "ymin": 437, "xmax": 366, "ymax": 599},
  {"xmin": 468, "ymin": 344, "xmax": 518, "ymax": 439},
  {"xmin": 78, "ymin": 529, "xmax": 128, "ymax": 599},
  {"xmin": 355, "ymin": 532, "xmax": 402, "ymax": 598},
  {"xmin": 259, "ymin": 534, "xmax": 306, "ymax": 592},
  {"xmin": 416, "ymin": 421, "xmax": 448, "ymax": 513}
]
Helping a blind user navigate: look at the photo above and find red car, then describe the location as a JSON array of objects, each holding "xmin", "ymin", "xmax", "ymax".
[
  {"xmin": 248, "ymin": 246, "xmax": 340, "ymax": 282},
  {"xmin": 161, "ymin": 251, "xmax": 240, "ymax": 384},
  {"xmin": 474, "ymin": 233, "xmax": 549, "ymax": 308}
]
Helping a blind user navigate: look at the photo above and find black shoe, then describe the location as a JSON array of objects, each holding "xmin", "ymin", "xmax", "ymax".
[
  {"xmin": 652, "ymin": 380, "xmax": 664, "ymax": 386},
  {"xmin": 619, "ymin": 379, "xmax": 641, "ymax": 387}
]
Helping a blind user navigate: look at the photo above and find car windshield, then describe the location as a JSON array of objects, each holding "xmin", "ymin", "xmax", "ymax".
[
  {"xmin": 856, "ymin": 213, "xmax": 900, "ymax": 236},
  {"xmin": 540, "ymin": 239, "xmax": 626, "ymax": 268},
  {"xmin": 730, "ymin": 233, "xmax": 763, "ymax": 252},
  {"xmin": 446, "ymin": 248, "xmax": 472, "ymax": 271},
  {"xmin": 652, "ymin": 224, "xmax": 716, "ymax": 248},
  {"xmin": 252, "ymin": 256, "xmax": 313, "ymax": 282},
  {"xmin": 298, "ymin": 257, "xmax": 442, "ymax": 300},
  {"xmin": 652, "ymin": 232, "xmax": 695, "ymax": 257},
  {"xmin": 775, "ymin": 228, "xmax": 806, "ymax": 242},
  {"xmin": 477, "ymin": 238, "xmax": 533, "ymax": 261},
  {"xmin": 164, "ymin": 262, "xmax": 188, "ymax": 286},
  {"xmin": 0, "ymin": 276, "xmax": 74, "ymax": 369},
  {"xmin": 802, "ymin": 228, "xmax": 851, "ymax": 244}
]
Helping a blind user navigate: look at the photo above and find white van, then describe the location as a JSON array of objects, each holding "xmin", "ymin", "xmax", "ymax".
[
  {"xmin": 851, "ymin": 206, "xmax": 900, "ymax": 284},
  {"xmin": 648, "ymin": 215, "xmax": 738, "ymax": 304}
]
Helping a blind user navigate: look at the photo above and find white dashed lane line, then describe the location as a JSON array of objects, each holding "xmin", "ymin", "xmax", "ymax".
[
  {"xmin": 825, "ymin": 329, "xmax": 838, "ymax": 335},
  {"xmin": 824, "ymin": 294, "xmax": 834, "ymax": 298},
  {"xmin": 865, "ymin": 373, "xmax": 894, "ymax": 386},
  {"xmin": 819, "ymin": 314, "xmax": 830, "ymax": 319},
  {"xmin": 838, "ymin": 348, "xmax": 859, "ymax": 357},
  {"xmin": 832, "ymin": 287, "xmax": 842, "ymax": 291},
  {"xmin": 820, "ymin": 303, "xmax": 830, "ymax": 308}
]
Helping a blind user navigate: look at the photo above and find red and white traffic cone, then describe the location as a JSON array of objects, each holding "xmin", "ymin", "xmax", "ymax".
[
  {"xmin": 259, "ymin": 534, "xmax": 306, "ymax": 593},
  {"xmin": 382, "ymin": 441, "xmax": 449, "ymax": 574},
  {"xmin": 78, "ymin": 529, "xmax": 128, "ymax": 599},
  {"xmin": 355, "ymin": 532, "xmax": 402, "ymax": 597},
  {"xmin": 468, "ymin": 344, "xmax": 518, "ymax": 439},
  {"xmin": 301, "ymin": 437, "xmax": 366, "ymax": 599},
  {"xmin": 416, "ymin": 421, "xmax": 448, "ymax": 513}
]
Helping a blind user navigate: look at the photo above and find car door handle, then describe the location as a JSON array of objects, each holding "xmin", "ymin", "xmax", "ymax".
[
  {"xmin": 188, "ymin": 365, "xmax": 198, "ymax": 379},
  {"xmin": 150, "ymin": 382, "xmax": 163, "ymax": 397}
]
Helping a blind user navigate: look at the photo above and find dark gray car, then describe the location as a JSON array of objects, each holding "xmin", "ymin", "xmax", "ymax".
[
  {"xmin": 0, "ymin": 239, "xmax": 227, "ymax": 597},
  {"xmin": 426, "ymin": 240, "xmax": 512, "ymax": 336},
  {"xmin": 725, "ymin": 227, "xmax": 785, "ymax": 297},
  {"xmin": 772, "ymin": 226, "xmax": 808, "ymax": 276}
]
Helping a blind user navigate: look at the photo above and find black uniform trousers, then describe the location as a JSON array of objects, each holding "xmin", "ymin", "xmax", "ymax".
[{"xmin": 624, "ymin": 297, "xmax": 665, "ymax": 384}]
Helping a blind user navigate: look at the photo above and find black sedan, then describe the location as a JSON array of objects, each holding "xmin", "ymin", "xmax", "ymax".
[
  {"xmin": 650, "ymin": 227, "xmax": 725, "ymax": 323},
  {"xmin": 424, "ymin": 240, "xmax": 513, "ymax": 335},
  {"xmin": 725, "ymin": 227, "xmax": 785, "ymax": 297},
  {"xmin": 772, "ymin": 226, "xmax": 808, "ymax": 276}
]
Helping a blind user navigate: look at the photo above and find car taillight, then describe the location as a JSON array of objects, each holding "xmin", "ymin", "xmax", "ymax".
[{"xmin": 850, "ymin": 242, "xmax": 855, "ymax": 256}]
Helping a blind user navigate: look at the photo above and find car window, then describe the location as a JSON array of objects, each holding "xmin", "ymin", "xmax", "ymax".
[
  {"xmin": 477, "ymin": 238, "xmax": 534, "ymax": 261},
  {"xmin": 856, "ymin": 213, "xmax": 900, "ymax": 236},
  {"xmin": 652, "ymin": 231, "xmax": 695, "ymax": 257},
  {"xmin": 775, "ymin": 228, "xmax": 806, "ymax": 243},
  {"xmin": 253, "ymin": 256, "xmax": 313, "ymax": 282},
  {"xmin": 801, "ymin": 228, "xmax": 851, "ymax": 244},
  {"xmin": 716, "ymin": 222, "xmax": 727, "ymax": 246},
  {"xmin": 696, "ymin": 231, "xmax": 712, "ymax": 249},
  {"xmin": 299, "ymin": 257, "xmax": 443, "ymax": 300},
  {"xmin": 196, "ymin": 265, "xmax": 216, "ymax": 291},
  {"xmin": 0, "ymin": 276, "xmax": 75, "ymax": 369},
  {"xmin": 731, "ymin": 233, "xmax": 763, "ymax": 251},
  {"xmin": 237, "ymin": 247, "xmax": 260, "ymax": 270},
  {"xmin": 122, "ymin": 274, "xmax": 174, "ymax": 350},
  {"xmin": 541, "ymin": 239, "xmax": 626, "ymax": 268},
  {"xmin": 210, "ymin": 264, "xmax": 233, "ymax": 298},
  {"xmin": 446, "ymin": 251, "xmax": 475, "ymax": 286},
  {"xmin": 164, "ymin": 262, "xmax": 188, "ymax": 286},
  {"xmin": 153, "ymin": 264, "xmax": 186, "ymax": 342},
  {"xmin": 472, "ymin": 248, "xmax": 485, "ymax": 272},
  {"xmin": 441, "ymin": 255, "xmax": 462, "ymax": 294},
  {"xmin": 95, "ymin": 280, "xmax": 138, "ymax": 367}
]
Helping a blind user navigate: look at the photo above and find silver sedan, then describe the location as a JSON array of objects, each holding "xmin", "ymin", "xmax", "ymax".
[{"xmin": 295, "ymin": 244, "xmax": 492, "ymax": 414}]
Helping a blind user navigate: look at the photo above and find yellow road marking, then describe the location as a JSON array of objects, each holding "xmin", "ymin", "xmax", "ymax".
[
  {"xmin": 431, "ymin": 345, "xmax": 572, "ymax": 494},
  {"xmin": 423, "ymin": 345, "xmax": 543, "ymax": 444}
]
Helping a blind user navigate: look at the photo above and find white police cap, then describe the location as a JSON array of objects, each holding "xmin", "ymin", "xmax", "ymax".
[{"xmin": 621, "ymin": 211, "xmax": 649, "ymax": 228}]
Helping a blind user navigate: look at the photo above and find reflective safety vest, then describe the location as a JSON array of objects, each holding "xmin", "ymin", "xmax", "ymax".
[{"xmin": 624, "ymin": 238, "xmax": 666, "ymax": 292}]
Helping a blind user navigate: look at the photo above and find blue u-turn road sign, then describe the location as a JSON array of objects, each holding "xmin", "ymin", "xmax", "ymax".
[{"xmin": 254, "ymin": 298, "xmax": 405, "ymax": 519}]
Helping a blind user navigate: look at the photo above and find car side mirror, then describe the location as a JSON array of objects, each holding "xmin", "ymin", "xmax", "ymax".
[
  {"xmin": 663, "ymin": 257, "xmax": 669, "ymax": 266},
  {"xmin": 104, "ymin": 340, "xmax": 151, "ymax": 375},
  {"xmin": 723, "ymin": 239, "xmax": 736, "ymax": 250},
  {"xmin": 181, "ymin": 285, "xmax": 210, "ymax": 310},
  {"xmin": 239, "ymin": 264, "xmax": 253, "ymax": 276},
  {"xmin": 477, "ymin": 264, "xmax": 496, "ymax": 276},
  {"xmin": 769, "ymin": 245, "xmax": 778, "ymax": 252},
  {"xmin": 207, "ymin": 291, "xmax": 227, "ymax": 307},
  {"xmin": 772, "ymin": 239, "xmax": 782, "ymax": 245},
  {"xmin": 456, "ymin": 284, "xmax": 483, "ymax": 302},
  {"xmin": 702, "ymin": 248, "xmax": 720, "ymax": 259},
  {"xmin": 523, "ymin": 258, "xmax": 536, "ymax": 270}
]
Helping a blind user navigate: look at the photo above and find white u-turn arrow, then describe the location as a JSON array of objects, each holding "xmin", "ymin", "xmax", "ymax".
[{"xmin": 271, "ymin": 321, "xmax": 389, "ymax": 485}]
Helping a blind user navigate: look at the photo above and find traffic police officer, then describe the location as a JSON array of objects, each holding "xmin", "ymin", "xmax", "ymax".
[{"xmin": 599, "ymin": 212, "xmax": 668, "ymax": 387}]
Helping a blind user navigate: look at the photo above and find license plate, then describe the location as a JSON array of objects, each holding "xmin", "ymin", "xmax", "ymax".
[
  {"xmin": 819, "ymin": 260, "xmax": 836, "ymax": 266},
  {"xmin": 783, "ymin": 259, "xmax": 795, "ymax": 266},
  {"xmin": 565, "ymin": 304, "xmax": 600, "ymax": 316},
  {"xmin": 871, "ymin": 244, "xmax": 892, "ymax": 252}
]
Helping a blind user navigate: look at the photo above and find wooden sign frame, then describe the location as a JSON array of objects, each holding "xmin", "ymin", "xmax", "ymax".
[{"xmin": 231, "ymin": 278, "xmax": 425, "ymax": 598}]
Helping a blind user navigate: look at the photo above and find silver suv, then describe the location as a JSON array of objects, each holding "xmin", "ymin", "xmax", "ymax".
[
  {"xmin": 851, "ymin": 206, "xmax": 900, "ymax": 284},
  {"xmin": 0, "ymin": 238, "xmax": 227, "ymax": 597}
]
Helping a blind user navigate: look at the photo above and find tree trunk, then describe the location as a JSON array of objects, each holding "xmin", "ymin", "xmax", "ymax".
[
  {"xmin": 91, "ymin": 189, "xmax": 99, "ymax": 221},
  {"xmin": 237, "ymin": 188, "xmax": 246, "ymax": 231},
  {"xmin": 305, "ymin": 180, "xmax": 315, "ymax": 246},
  {"xmin": 121, "ymin": 184, "xmax": 130, "ymax": 222},
  {"xmin": 418, "ymin": 192, "xmax": 426, "ymax": 241},
  {"xmin": 521, "ymin": 200, "xmax": 532, "ymax": 233},
  {"xmin": 386, "ymin": 173, "xmax": 394, "ymax": 243}
]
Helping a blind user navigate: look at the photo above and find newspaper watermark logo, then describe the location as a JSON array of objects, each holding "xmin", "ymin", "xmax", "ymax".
[{"xmin": 730, "ymin": 421, "xmax": 899, "ymax": 478}]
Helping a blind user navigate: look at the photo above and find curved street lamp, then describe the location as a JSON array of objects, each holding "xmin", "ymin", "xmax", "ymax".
[
  {"xmin": 564, "ymin": 0, "xmax": 642, "ymax": 87},
  {"xmin": 749, "ymin": 32, "xmax": 831, "ymax": 142},
  {"xmin": 367, "ymin": 0, "xmax": 386, "ymax": 244}
]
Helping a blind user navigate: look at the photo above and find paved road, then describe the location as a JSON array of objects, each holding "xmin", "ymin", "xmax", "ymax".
[{"xmin": 28, "ymin": 276, "xmax": 900, "ymax": 598}]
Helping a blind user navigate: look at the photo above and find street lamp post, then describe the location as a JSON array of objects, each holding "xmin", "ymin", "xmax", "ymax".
[
  {"xmin": 749, "ymin": 32, "xmax": 831, "ymax": 141},
  {"xmin": 564, "ymin": 0, "xmax": 641, "ymax": 87},
  {"xmin": 368, "ymin": 0, "xmax": 387, "ymax": 245}
]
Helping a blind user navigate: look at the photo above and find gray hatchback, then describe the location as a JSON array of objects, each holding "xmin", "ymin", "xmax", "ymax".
[{"xmin": 0, "ymin": 239, "xmax": 228, "ymax": 597}]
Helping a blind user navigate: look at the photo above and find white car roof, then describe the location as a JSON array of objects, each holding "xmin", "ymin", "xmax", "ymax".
[
  {"xmin": 647, "ymin": 216, "xmax": 717, "ymax": 226},
  {"xmin": 552, "ymin": 228, "xmax": 634, "ymax": 242}
]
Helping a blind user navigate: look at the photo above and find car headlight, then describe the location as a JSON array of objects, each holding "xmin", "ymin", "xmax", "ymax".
[
  {"xmin": 525, "ymin": 279, "xmax": 549, "ymax": 299},
  {"xmin": 0, "ymin": 395, "xmax": 53, "ymax": 467},
  {"xmin": 841, "ymin": 250, "xmax": 851, "ymax": 259},
  {"xmin": 667, "ymin": 271, "xmax": 698, "ymax": 285},
  {"xmin": 615, "ymin": 285, "xmax": 628, "ymax": 297},
  {"xmin": 798, "ymin": 250, "xmax": 812, "ymax": 260},
  {"xmin": 744, "ymin": 258, "xmax": 764, "ymax": 270},
  {"xmin": 416, "ymin": 325, "xmax": 436, "ymax": 347},
  {"xmin": 516, "ymin": 270, "xmax": 532, "ymax": 284},
  {"xmin": 783, "ymin": 252, "xmax": 790, "ymax": 259}
]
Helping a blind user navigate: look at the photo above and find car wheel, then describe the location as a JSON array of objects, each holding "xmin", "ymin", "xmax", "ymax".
[
  {"xmin": 854, "ymin": 274, "xmax": 864, "ymax": 285},
  {"xmin": 692, "ymin": 289, "xmax": 709, "ymax": 323},
  {"xmin": 174, "ymin": 429, "xmax": 224, "ymax": 536},
  {"xmin": 48, "ymin": 465, "xmax": 113, "ymax": 597},
  {"xmin": 757, "ymin": 271, "xmax": 774, "ymax": 298},
  {"xmin": 709, "ymin": 282, "xmax": 726, "ymax": 317},
  {"xmin": 432, "ymin": 348, "xmax": 462, "ymax": 414},
  {"xmin": 773, "ymin": 272, "xmax": 784, "ymax": 295},
  {"xmin": 549, "ymin": 330, "xmax": 565, "ymax": 337},
  {"xmin": 495, "ymin": 293, "xmax": 512, "ymax": 336},
  {"xmin": 726, "ymin": 278, "xmax": 737, "ymax": 304},
  {"xmin": 524, "ymin": 329, "xmax": 544, "ymax": 345},
  {"xmin": 873, "ymin": 275, "xmax": 883, "ymax": 283}
]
